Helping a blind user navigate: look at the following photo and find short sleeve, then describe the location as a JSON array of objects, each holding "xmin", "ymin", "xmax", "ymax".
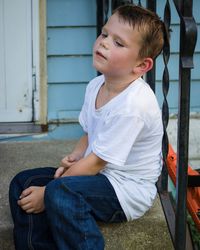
[
  {"xmin": 78, "ymin": 83, "xmax": 91, "ymax": 133},
  {"xmin": 92, "ymin": 114, "xmax": 145, "ymax": 166},
  {"xmin": 79, "ymin": 100, "xmax": 88, "ymax": 133}
]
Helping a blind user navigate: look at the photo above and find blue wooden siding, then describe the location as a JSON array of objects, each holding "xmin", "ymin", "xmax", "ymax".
[
  {"xmin": 47, "ymin": 0, "xmax": 96, "ymax": 26},
  {"xmin": 46, "ymin": 0, "xmax": 200, "ymax": 139},
  {"xmin": 47, "ymin": 0, "xmax": 97, "ymax": 123},
  {"xmin": 156, "ymin": 0, "xmax": 200, "ymax": 113}
]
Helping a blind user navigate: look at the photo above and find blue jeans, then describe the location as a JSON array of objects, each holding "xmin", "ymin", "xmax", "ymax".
[{"xmin": 9, "ymin": 167, "xmax": 126, "ymax": 250}]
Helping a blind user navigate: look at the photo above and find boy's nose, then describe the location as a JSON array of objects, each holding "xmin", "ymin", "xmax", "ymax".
[{"xmin": 100, "ymin": 39, "xmax": 109, "ymax": 50}]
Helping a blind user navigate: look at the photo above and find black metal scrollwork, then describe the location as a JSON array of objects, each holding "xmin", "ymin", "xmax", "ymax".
[
  {"xmin": 161, "ymin": 0, "xmax": 171, "ymax": 193},
  {"xmin": 173, "ymin": 1, "xmax": 197, "ymax": 249}
]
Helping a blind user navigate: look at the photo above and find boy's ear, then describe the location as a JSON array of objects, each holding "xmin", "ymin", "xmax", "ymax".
[{"xmin": 133, "ymin": 58, "xmax": 153, "ymax": 75}]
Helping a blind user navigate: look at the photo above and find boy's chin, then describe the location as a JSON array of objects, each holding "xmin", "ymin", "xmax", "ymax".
[{"xmin": 92, "ymin": 63, "xmax": 103, "ymax": 74}]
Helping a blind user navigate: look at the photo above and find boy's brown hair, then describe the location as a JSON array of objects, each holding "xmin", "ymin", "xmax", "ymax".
[{"xmin": 114, "ymin": 4, "xmax": 167, "ymax": 60}]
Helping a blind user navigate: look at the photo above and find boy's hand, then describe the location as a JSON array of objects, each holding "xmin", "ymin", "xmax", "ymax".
[
  {"xmin": 54, "ymin": 154, "xmax": 80, "ymax": 178},
  {"xmin": 17, "ymin": 186, "xmax": 45, "ymax": 214}
]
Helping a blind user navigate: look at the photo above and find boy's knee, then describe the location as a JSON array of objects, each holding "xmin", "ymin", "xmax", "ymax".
[
  {"xmin": 44, "ymin": 178, "xmax": 63, "ymax": 208},
  {"xmin": 10, "ymin": 170, "xmax": 27, "ymax": 189},
  {"xmin": 9, "ymin": 168, "xmax": 45, "ymax": 195},
  {"xmin": 9, "ymin": 170, "xmax": 31, "ymax": 201},
  {"xmin": 44, "ymin": 177, "xmax": 86, "ymax": 220},
  {"xmin": 44, "ymin": 177, "xmax": 79, "ymax": 211}
]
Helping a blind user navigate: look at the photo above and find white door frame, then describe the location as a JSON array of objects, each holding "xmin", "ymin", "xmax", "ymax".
[
  {"xmin": 33, "ymin": 0, "xmax": 47, "ymax": 125},
  {"xmin": 32, "ymin": 0, "xmax": 40, "ymax": 122},
  {"xmin": 0, "ymin": 0, "xmax": 41, "ymax": 123}
]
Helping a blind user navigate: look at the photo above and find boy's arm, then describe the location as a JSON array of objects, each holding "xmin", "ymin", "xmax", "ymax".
[
  {"xmin": 70, "ymin": 133, "xmax": 88, "ymax": 159},
  {"xmin": 18, "ymin": 135, "xmax": 105, "ymax": 214},
  {"xmin": 61, "ymin": 152, "xmax": 106, "ymax": 177},
  {"xmin": 59, "ymin": 133, "xmax": 107, "ymax": 176},
  {"xmin": 18, "ymin": 152, "xmax": 106, "ymax": 214},
  {"xmin": 54, "ymin": 134, "xmax": 88, "ymax": 178}
]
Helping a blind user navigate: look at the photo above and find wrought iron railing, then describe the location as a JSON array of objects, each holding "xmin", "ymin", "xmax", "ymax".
[
  {"xmin": 172, "ymin": 1, "xmax": 197, "ymax": 249},
  {"xmin": 96, "ymin": 1, "xmax": 198, "ymax": 249}
]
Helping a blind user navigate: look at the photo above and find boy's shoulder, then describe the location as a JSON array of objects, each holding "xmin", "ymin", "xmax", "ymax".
[
  {"xmin": 124, "ymin": 78, "xmax": 161, "ymax": 117},
  {"xmin": 88, "ymin": 75, "xmax": 104, "ymax": 86},
  {"xmin": 86, "ymin": 75, "xmax": 104, "ymax": 92}
]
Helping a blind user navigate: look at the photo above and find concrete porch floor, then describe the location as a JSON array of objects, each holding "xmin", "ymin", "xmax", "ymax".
[{"xmin": 0, "ymin": 140, "xmax": 173, "ymax": 250}]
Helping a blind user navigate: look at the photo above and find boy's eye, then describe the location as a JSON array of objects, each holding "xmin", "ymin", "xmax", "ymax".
[
  {"xmin": 115, "ymin": 40, "xmax": 124, "ymax": 47},
  {"xmin": 101, "ymin": 33, "xmax": 107, "ymax": 38}
]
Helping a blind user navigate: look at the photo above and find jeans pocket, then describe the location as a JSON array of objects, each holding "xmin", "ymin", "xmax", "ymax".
[{"xmin": 108, "ymin": 210, "xmax": 127, "ymax": 223}]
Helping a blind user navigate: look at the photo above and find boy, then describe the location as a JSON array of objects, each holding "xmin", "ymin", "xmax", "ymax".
[{"xmin": 9, "ymin": 4, "xmax": 166, "ymax": 250}]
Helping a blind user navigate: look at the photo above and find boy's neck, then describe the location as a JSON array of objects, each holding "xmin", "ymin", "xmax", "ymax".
[
  {"xmin": 95, "ymin": 74, "xmax": 142, "ymax": 109},
  {"xmin": 104, "ymin": 75, "xmax": 140, "ymax": 94}
]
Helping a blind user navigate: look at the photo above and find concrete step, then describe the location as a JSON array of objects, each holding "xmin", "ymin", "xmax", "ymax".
[{"xmin": 0, "ymin": 141, "xmax": 173, "ymax": 250}]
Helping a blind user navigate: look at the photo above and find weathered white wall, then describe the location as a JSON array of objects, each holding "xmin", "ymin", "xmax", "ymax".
[{"xmin": 167, "ymin": 117, "xmax": 200, "ymax": 170}]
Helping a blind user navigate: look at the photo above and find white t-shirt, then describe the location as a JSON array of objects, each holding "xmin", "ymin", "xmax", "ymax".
[{"xmin": 79, "ymin": 75, "xmax": 163, "ymax": 220}]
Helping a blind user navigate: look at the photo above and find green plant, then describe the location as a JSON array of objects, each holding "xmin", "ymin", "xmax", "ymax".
[{"xmin": 187, "ymin": 214, "xmax": 200, "ymax": 249}]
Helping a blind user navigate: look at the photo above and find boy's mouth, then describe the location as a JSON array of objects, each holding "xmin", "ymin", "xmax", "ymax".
[{"xmin": 95, "ymin": 50, "xmax": 107, "ymax": 60}]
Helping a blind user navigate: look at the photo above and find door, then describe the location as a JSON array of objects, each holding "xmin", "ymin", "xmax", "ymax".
[{"xmin": 0, "ymin": 0, "xmax": 33, "ymax": 122}]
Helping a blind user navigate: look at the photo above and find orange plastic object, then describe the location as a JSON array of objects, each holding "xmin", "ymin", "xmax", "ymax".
[{"xmin": 166, "ymin": 144, "xmax": 200, "ymax": 232}]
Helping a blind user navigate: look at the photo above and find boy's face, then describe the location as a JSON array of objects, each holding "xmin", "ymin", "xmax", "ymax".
[{"xmin": 93, "ymin": 13, "xmax": 142, "ymax": 78}]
